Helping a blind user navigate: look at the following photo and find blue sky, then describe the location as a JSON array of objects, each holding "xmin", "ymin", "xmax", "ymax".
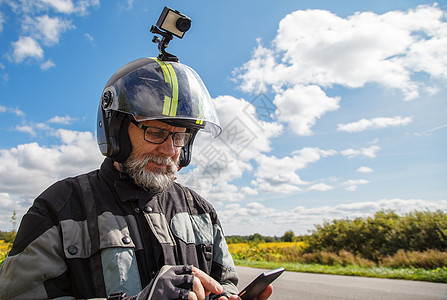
[{"xmin": 0, "ymin": 0, "xmax": 446, "ymax": 236}]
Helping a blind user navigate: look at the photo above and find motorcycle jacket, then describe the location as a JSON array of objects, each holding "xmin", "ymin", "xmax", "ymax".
[{"xmin": 0, "ymin": 158, "xmax": 238, "ymax": 299}]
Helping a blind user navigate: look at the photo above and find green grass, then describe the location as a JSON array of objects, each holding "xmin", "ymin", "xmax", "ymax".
[{"xmin": 234, "ymin": 259, "xmax": 447, "ymax": 283}]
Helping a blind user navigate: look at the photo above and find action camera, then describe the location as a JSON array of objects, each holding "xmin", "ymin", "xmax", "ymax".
[{"xmin": 156, "ymin": 6, "xmax": 191, "ymax": 39}]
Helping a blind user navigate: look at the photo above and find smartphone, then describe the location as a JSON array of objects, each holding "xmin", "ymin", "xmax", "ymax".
[{"xmin": 238, "ymin": 267, "xmax": 285, "ymax": 300}]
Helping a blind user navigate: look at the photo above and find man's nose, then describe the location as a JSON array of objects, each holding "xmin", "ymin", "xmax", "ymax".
[{"xmin": 157, "ymin": 134, "xmax": 176, "ymax": 157}]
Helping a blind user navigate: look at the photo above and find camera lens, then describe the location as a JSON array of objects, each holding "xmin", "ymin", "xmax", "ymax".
[{"xmin": 176, "ymin": 17, "xmax": 191, "ymax": 32}]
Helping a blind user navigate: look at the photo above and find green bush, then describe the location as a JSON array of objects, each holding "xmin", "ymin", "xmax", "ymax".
[{"xmin": 305, "ymin": 210, "xmax": 447, "ymax": 261}]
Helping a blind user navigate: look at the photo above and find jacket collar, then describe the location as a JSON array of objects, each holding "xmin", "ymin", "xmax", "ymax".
[{"xmin": 99, "ymin": 158, "xmax": 159, "ymax": 202}]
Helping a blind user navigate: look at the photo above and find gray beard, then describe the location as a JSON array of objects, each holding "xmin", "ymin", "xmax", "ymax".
[{"xmin": 123, "ymin": 153, "xmax": 178, "ymax": 192}]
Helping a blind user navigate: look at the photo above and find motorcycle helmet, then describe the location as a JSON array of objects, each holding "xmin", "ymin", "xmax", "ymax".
[{"xmin": 97, "ymin": 57, "xmax": 221, "ymax": 167}]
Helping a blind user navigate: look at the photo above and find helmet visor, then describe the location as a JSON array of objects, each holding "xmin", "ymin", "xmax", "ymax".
[{"xmin": 103, "ymin": 58, "xmax": 221, "ymax": 137}]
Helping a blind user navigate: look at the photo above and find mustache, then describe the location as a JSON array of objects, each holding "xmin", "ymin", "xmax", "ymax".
[
  {"xmin": 145, "ymin": 154, "xmax": 174, "ymax": 166},
  {"xmin": 128, "ymin": 153, "xmax": 178, "ymax": 173}
]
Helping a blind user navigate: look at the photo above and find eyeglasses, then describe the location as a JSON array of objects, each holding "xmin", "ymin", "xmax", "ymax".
[{"xmin": 131, "ymin": 119, "xmax": 193, "ymax": 147}]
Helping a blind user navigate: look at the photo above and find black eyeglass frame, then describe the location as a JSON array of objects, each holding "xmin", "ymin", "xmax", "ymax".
[{"xmin": 130, "ymin": 119, "xmax": 193, "ymax": 147}]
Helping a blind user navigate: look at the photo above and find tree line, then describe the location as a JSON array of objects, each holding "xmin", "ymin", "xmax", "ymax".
[
  {"xmin": 226, "ymin": 210, "xmax": 447, "ymax": 262},
  {"xmin": 226, "ymin": 230, "xmax": 302, "ymax": 244}
]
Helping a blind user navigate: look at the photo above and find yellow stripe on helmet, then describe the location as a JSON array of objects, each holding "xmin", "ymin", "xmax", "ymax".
[
  {"xmin": 196, "ymin": 94, "xmax": 204, "ymax": 125},
  {"xmin": 166, "ymin": 63, "xmax": 178, "ymax": 116},
  {"xmin": 155, "ymin": 58, "xmax": 179, "ymax": 117}
]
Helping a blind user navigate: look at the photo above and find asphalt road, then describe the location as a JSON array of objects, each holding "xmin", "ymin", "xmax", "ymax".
[{"xmin": 236, "ymin": 266, "xmax": 447, "ymax": 300}]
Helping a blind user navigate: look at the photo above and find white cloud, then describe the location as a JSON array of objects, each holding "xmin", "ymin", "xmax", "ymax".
[
  {"xmin": 47, "ymin": 115, "xmax": 75, "ymax": 124},
  {"xmin": 329, "ymin": 198, "xmax": 447, "ymax": 216},
  {"xmin": 337, "ymin": 116, "xmax": 413, "ymax": 132},
  {"xmin": 40, "ymin": 59, "xmax": 55, "ymax": 70},
  {"xmin": 342, "ymin": 179, "xmax": 370, "ymax": 191},
  {"xmin": 0, "ymin": 193, "xmax": 27, "ymax": 231},
  {"xmin": 84, "ymin": 32, "xmax": 95, "ymax": 45},
  {"xmin": 180, "ymin": 132, "xmax": 336, "ymax": 197},
  {"xmin": 0, "ymin": 193, "xmax": 14, "ymax": 208},
  {"xmin": 274, "ymin": 85, "xmax": 340, "ymax": 135},
  {"xmin": 15, "ymin": 125, "xmax": 36, "ymax": 136},
  {"xmin": 0, "ymin": 129, "xmax": 104, "ymax": 201},
  {"xmin": 84, "ymin": 32, "xmax": 93, "ymax": 41},
  {"xmin": 177, "ymin": 95, "xmax": 283, "ymax": 202},
  {"xmin": 272, "ymin": 9, "xmax": 419, "ymax": 97},
  {"xmin": 12, "ymin": 36, "xmax": 44, "ymax": 63},
  {"xmin": 22, "ymin": 15, "xmax": 74, "ymax": 46},
  {"xmin": 11, "ymin": 108, "xmax": 24, "ymax": 117},
  {"xmin": 36, "ymin": 122, "xmax": 51, "ymax": 131},
  {"xmin": 218, "ymin": 198, "xmax": 447, "ymax": 236},
  {"xmin": 308, "ymin": 183, "xmax": 333, "ymax": 191},
  {"xmin": 191, "ymin": 95, "xmax": 283, "ymax": 167},
  {"xmin": 357, "ymin": 166, "xmax": 373, "ymax": 173},
  {"xmin": 341, "ymin": 145, "xmax": 381, "ymax": 158},
  {"xmin": 252, "ymin": 147, "xmax": 336, "ymax": 193},
  {"xmin": 246, "ymin": 202, "xmax": 276, "ymax": 216},
  {"xmin": 357, "ymin": 167, "xmax": 374, "ymax": 173},
  {"xmin": 204, "ymin": 181, "xmax": 245, "ymax": 206},
  {"xmin": 72, "ymin": 0, "xmax": 100, "ymax": 16},
  {"xmin": 7, "ymin": 0, "xmax": 99, "ymax": 15},
  {"xmin": 240, "ymin": 186, "xmax": 258, "ymax": 196},
  {"xmin": 4, "ymin": 0, "xmax": 99, "ymax": 66},
  {"xmin": 234, "ymin": 41, "xmax": 276, "ymax": 94},
  {"xmin": 235, "ymin": 4, "xmax": 447, "ymax": 135},
  {"xmin": 13, "ymin": 122, "xmax": 52, "ymax": 136},
  {"xmin": 212, "ymin": 95, "xmax": 283, "ymax": 160},
  {"xmin": 40, "ymin": 0, "xmax": 75, "ymax": 14},
  {"xmin": 290, "ymin": 147, "xmax": 337, "ymax": 169},
  {"xmin": 0, "ymin": 105, "xmax": 25, "ymax": 117}
]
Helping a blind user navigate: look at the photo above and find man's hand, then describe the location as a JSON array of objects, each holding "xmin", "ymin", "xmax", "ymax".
[
  {"xmin": 218, "ymin": 284, "xmax": 273, "ymax": 300},
  {"xmin": 189, "ymin": 266, "xmax": 224, "ymax": 300},
  {"xmin": 189, "ymin": 266, "xmax": 273, "ymax": 300},
  {"xmin": 118, "ymin": 265, "xmax": 272, "ymax": 300}
]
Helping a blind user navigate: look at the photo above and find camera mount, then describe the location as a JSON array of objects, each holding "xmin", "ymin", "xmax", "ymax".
[{"xmin": 150, "ymin": 7, "xmax": 191, "ymax": 62}]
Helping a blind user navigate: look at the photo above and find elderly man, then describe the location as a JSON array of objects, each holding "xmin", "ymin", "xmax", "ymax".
[{"xmin": 0, "ymin": 57, "xmax": 273, "ymax": 300}]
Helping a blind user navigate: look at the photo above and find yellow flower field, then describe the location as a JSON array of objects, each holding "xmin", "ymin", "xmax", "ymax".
[
  {"xmin": 0, "ymin": 240, "xmax": 12, "ymax": 264},
  {"xmin": 228, "ymin": 242, "xmax": 307, "ymax": 262},
  {"xmin": 0, "ymin": 240, "xmax": 11, "ymax": 252},
  {"xmin": 228, "ymin": 242, "xmax": 306, "ymax": 252}
]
